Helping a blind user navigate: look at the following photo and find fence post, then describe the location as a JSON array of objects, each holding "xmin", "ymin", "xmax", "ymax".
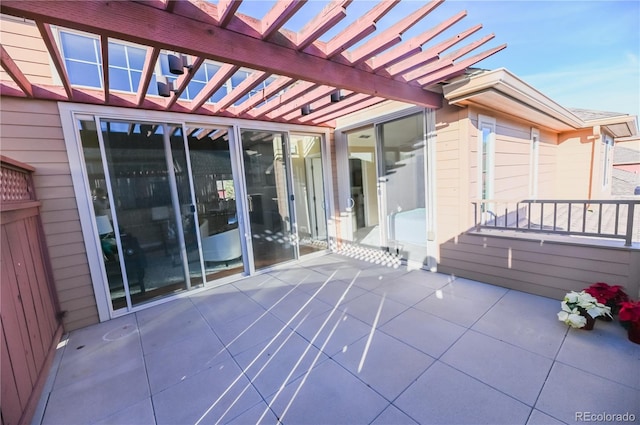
[{"xmin": 625, "ymin": 202, "xmax": 635, "ymax": 246}]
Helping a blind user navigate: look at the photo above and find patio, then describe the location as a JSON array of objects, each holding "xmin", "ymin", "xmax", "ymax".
[{"xmin": 35, "ymin": 253, "xmax": 639, "ymax": 425}]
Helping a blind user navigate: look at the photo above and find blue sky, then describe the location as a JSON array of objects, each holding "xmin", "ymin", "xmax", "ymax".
[{"xmin": 234, "ymin": 0, "xmax": 640, "ymax": 118}]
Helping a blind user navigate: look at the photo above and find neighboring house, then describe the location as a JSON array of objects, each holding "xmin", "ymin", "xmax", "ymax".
[
  {"xmin": 0, "ymin": 3, "xmax": 638, "ymax": 338},
  {"xmin": 611, "ymin": 141, "xmax": 640, "ymax": 197}
]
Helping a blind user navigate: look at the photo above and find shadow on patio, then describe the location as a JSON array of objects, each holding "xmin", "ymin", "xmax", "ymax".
[{"xmin": 35, "ymin": 254, "xmax": 639, "ymax": 425}]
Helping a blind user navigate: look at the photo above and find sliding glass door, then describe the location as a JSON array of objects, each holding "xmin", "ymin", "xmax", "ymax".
[
  {"xmin": 339, "ymin": 110, "xmax": 433, "ymax": 266},
  {"xmin": 241, "ymin": 129, "xmax": 296, "ymax": 270}
]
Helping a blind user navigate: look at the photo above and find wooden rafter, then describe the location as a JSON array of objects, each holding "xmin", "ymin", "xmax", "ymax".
[
  {"xmin": 100, "ymin": 35, "xmax": 110, "ymax": 102},
  {"xmin": 402, "ymin": 33, "xmax": 495, "ymax": 82},
  {"xmin": 229, "ymin": 76, "xmax": 295, "ymax": 116},
  {"xmin": 164, "ymin": 0, "xmax": 178, "ymax": 12},
  {"xmin": 266, "ymin": 86, "xmax": 336, "ymax": 120},
  {"xmin": 296, "ymin": 0, "xmax": 350, "ymax": 51},
  {"xmin": 308, "ymin": 96, "xmax": 386, "ymax": 125},
  {"xmin": 166, "ymin": 56, "xmax": 206, "ymax": 109},
  {"xmin": 367, "ymin": 9, "xmax": 467, "ymax": 72},
  {"xmin": 136, "ymin": 47, "xmax": 160, "ymax": 106},
  {"xmin": 212, "ymin": 71, "xmax": 270, "ymax": 113},
  {"xmin": 385, "ymin": 24, "xmax": 482, "ymax": 78},
  {"xmin": 1, "ymin": 1, "xmax": 443, "ymax": 108},
  {"xmin": 324, "ymin": 0, "xmax": 399, "ymax": 58},
  {"xmin": 0, "ymin": 45, "xmax": 33, "ymax": 97},
  {"xmin": 35, "ymin": 21, "xmax": 73, "ymax": 100},
  {"xmin": 284, "ymin": 90, "xmax": 355, "ymax": 121},
  {"xmin": 416, "ymin": 43, "xmax": 507, "ymax": 87},
  {"xmin": 189, "ymin": 63, "xmax": 239, "ymax": 112},
  {"xmin": 249, "ymin": 81, "xmax": 317, "ymax": 118},
  {"xmin": 297, "ymin": 92, "xmax": 367, "ymax": 122},
  {"xmin": 217, "ymin": 0, "xmax": 242, "ymax": 28},
  {"xmin": 261, "ymin": 0, "xmax": 307, "ymax": 40}
]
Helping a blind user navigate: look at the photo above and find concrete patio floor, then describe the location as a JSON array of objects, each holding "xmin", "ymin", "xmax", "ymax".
[{"xmin": 35, "ymin": 253, "xmax": 639, "ymax": 425}]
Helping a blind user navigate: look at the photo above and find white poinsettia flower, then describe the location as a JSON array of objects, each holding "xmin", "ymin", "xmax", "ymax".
[
  {"xmin": 567, "ymin": 313, "xmax": 587, "ymax": 328},
  {"xmin": 565, "ymin": 292, "xmax": 579, "ymax": 303}
]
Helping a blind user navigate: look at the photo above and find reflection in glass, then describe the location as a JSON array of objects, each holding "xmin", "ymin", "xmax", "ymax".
[
  {"xmin": 241, "ymin": 129, "xmax": 296, "ymax": 269},
  {"xmin": 346, "ymin": 127, "xmax": 380, "ymax": 247},
  {"xmin": 186, "ymin": 126, "xmax": 243, "ymax": 281},
  {"xmin": 100, "ymin": 120, "xmax": 191, "ymax": 307},
  {"xmin": 289, "ymin": 134, "xmax": 327, "ymax": 253},
  {"xmin": 380, "ymin": 113, "xmax": 428, "ymax": 263}
]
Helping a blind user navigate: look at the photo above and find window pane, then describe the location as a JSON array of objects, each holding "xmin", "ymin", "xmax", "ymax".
[
  {"xmin": 128, "ymin": 46, "xmax": 146, "ymax": 70},
  {"xmin": 60, "ymin": 32, "xmax": 98, "ymax": 62},
  {"xmin": 66, "ymin": 60, "xmax": 101, "ymax": 87},
  {"xmin": 193, "ymin": 65, "xmax": 207, "ymax": 82},
  {"xmin": 146, "ymin": 75, "xmax": 159, "ymax": 96},
  {"xmin": 159, "ymin": 54, "xmax": 170, "ymax": 75},
  {"xmin": 130, "ymin": 71, "xmax": 142, "ymax": 93},
  {"xmin": 210, "ymin": 87, "xmax": 227, "ymax": 103},
  {"xmin": 186, "ymin": 81, "xmax": 205, "ymax": 100},
  {"xmin": 205, "ymin": 63, "xmax": 221, "ymax": 79},
  {"xmin": 230, "ymin": 71, "xmax": 248, "ymax": 89},
  {"xmin": 109, "ymin": 67, "xmax": 131, "ymax": 91},
  {"xmin": 109, "ymin": 42, "xmax": 127, "ymax": 68}
]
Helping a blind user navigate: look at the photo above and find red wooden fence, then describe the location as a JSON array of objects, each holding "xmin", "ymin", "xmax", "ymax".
[{"xmin": 1, "ymin": 156, "xmax": 62, "ymax": 425}]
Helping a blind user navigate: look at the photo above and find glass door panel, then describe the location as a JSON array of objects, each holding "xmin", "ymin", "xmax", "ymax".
[
  {"xmin": 241, "ymin": 129, "xmax": 296, "ymax": 269},
  {"xmin": 169, "ymin": 125, "xmax": 203, "ymax": 286},
  {"xmin": 379, "ymin": 113, "xmax": 428, "ymax": 263},
  {"xmin": 100, "ymin": 120, "xmax": 189, "ymax": 306},
  {"xmin": 185, "ymin": 126, "xmax": 243, "ymax": 281},
  {"xmin": 289, "ymin": 134, "xmax": 327, "ymax": 254},
  {"xmin": 346, "ymin": 127, "xmax": 380, "ymax": 248}
]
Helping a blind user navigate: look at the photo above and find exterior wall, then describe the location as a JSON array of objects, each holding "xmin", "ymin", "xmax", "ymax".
[
  {"xmin": 434, "ymin": 104, "xmax": 470, "ymax": 255},
  {"xmin": 556, "ymin": 129, "xmax": 594, "ymax": 199},
  {"xmin": 0, "ymin": 16, "xmax": 55, "ymax": 85},
  {"xmin": 467, "ymin": 107, "xmax": 559, "ymax": 202},
  {"xmin": 1, "ymin": 97, "xmax": 99, "ymax": 331},
  {"xmin": 439, "ymin": 233, "xmax": 640, "ymax": 300}
]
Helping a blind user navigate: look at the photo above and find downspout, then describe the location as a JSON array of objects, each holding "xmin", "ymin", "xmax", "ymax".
[{"xmin": 587, "ymin": 125, "xmax": 601, "ymax": 201}]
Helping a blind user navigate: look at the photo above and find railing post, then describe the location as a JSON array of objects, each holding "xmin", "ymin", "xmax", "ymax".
[
  {"xmin": 474, "ymin": 202, "xmax": 480, "ymax": 232},
  {"xmin": 625, "ymin": 202, "xmax": 635, "ymax": 246}
]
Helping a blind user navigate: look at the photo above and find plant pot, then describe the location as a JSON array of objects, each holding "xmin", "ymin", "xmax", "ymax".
[
  {"xmin": 628, "ymin": 324, "xmax": 640, "ymax": 344},
  {"xmin": 579, "ymin": 309, "xmax": 595, "ymax": 330},
  {"xmin": 597, "ymin": 314, "xmax": 613, "ymax": 322}
]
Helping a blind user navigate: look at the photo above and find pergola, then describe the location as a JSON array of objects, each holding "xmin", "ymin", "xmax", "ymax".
[{"xmin": 0, "ymin": 0, "xmax": 506, "ymax": 126}]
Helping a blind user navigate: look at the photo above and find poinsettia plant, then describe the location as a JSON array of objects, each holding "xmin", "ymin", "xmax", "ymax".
[
  {"xmin": 583, "ymin": 282, "xmax": 629, "ymax": 314},
  {"xmin": 557, "ymin": 290, "xmax": 612, "ymax": 328},
  {"xmin": 618, "ymin": 300, "xmax": 640, "ymax": 330}
]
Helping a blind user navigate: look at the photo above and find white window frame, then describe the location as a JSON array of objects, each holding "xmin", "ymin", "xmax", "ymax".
[
  {"xmin": 477, "ymin": 115, "xmax": 496, "ymax": 215},
  {"xmin": 529, "ymin": 128, "xmax": 540, "ymax": 198}
]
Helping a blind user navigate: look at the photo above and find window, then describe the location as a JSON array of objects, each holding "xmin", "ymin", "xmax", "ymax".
[
  {"xmin": 529, "ymin": 128, "xmax": 540, "ymax": 198},
  {"xmin": 477, "ymin": 115, "xmax": 496, "ymax": 211},
  {"xmin": 602, "ymin": 134, "xmax": 614, "ymax": 187}
]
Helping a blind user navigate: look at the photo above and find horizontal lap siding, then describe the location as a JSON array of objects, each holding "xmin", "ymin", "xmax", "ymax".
[
  {"xmin": 1, "ymin": 97, "xmax": 98, "ymax": 332},
  {"xmin": 556, "ymin": 130, "xmax": 593, "ymax": 199},
  {"xmin": 0, "ymin": 18, "xmax": 55, "ymax": 85},
  {"xmin": 439, "ymin": 233, "xmax": 638, "ymax": 300}
]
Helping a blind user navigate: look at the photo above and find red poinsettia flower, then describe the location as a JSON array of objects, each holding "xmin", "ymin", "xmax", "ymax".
[
  {"xmin": 584, "ymin": 282, "xmax": 629, "ymax": 308},
  {"xmin": 618, "ymin": 301, "xmax": 640, "ymax": 324}
]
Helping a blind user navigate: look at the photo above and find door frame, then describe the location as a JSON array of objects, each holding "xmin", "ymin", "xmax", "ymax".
[
  {"xmin": 334, "ymin": 106, "xmax": 438, "ymax": 269},
  {"xmin": 59, "ymin": 102, "xmax": 333, "ymax": 321}
]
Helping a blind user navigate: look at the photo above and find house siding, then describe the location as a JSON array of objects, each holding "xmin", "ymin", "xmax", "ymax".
[
  {"xmin": 556, "ymin": 129, "xmax": 594, "ymax": 199},
  {"xmin": 0, "ymin": 17, "xmax": 55, "ymax": 85},
  {"xmin": 1, "ymin": 97, "xmax": 99, "ymax": 331}
]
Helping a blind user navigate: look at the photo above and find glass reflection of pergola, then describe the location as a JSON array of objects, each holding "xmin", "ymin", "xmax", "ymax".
[{"xmin": 0, "ymin": 0, "xmax": 506, "ymax": 126}]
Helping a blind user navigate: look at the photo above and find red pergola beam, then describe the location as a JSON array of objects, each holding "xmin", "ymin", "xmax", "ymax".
[
  {"xmin": 217, "ymin": 0, "xmax": 242, "ymax": 28},
  {"xmin": 189, "ymin": 63, "xmax": 239, "ymax": 112},
  {"xmin": 212, "ymin": 70, "xmax": 269, "ymax": 113},
  {"xmin": 0, "ymin": 45, "xmax": 33, "ymax": 97},
  {"xmin": 1, "ymin": 0, "xmax": 442, "ymax": 108},
  {"xmin": 297, "ymin": 1, "xmax": 350, "ymax": 51},
  {"xmin": 261, "ymin": 0, "xmax": 307, "ymax": 40},
  {"xmin": 166, "ymin": 56, "xmax": 206, "ymax": 109},
  {"xmin": 324, "ymin": 0, "xmax": 399, "ymax": 58},
  {"xmin": 266, "ymin": 85, "xmax": 336, "ymax": 120},
  {"xmin": 229, "ymin": 75, "xmax": 295, "ymax": 116},
  {"xmin": 136, "ymin": 46, "xmax": 160, "ymax": 106},
  {"xmin": 367, "ymin": 9, "xmax": 467, "ymax": 72},
  {"xmin": 100, "ymin": 35, "xmax": 110, "ymax": 102},
  {"xmin": 249, "ymin": 81, "xmax": 316, "ymax": 118},
  {"xmin": 308, "ymin": 96, "xmax": 386, "ymax": 125},
  {"xmin": 35, "ymin": 21, "xmax": 73, "ymax": 100}
]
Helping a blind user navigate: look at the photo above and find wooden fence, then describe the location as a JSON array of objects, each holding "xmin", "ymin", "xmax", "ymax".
[{"xmin": 1, "ymin": 156, "xmax": 62, "ymax": 425}]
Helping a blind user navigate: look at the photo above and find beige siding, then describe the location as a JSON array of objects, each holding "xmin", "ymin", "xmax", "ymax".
[
  {"xmin": 556, "ymin": 129, "xmax": 593, "ymax": 199},
  {"xmin": 434, "ymin": 104, "xmax": 469, "ymax": 254},
  {"xmin": 439, "ymin": 233, "xmax": 639, "ymax": 300},
  {"xmin": 0, "ymin": 17, "xmax": 55, "ymax": 85},
  {"xmin": 0, "ymin": 97, "xmax": 98, "ymax": 331}
]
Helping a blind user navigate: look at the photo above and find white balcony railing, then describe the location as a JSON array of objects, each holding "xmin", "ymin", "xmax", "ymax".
[{"xmin": 473, "ymin": 199, "xmax": 640, "ymax": 246}]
